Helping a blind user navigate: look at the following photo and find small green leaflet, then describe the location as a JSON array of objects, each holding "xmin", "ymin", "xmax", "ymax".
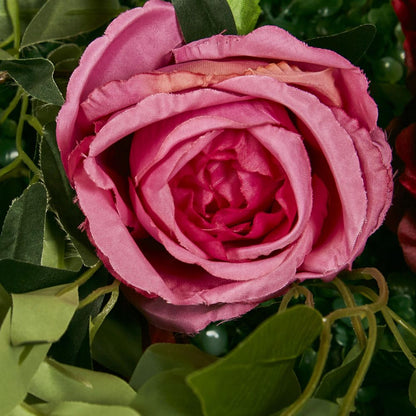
[
  {"xmin": 0, "ymin": 183, "xmax": 47, "ymax": 264},
  {"xmin": 21, "ymin": 0, "xmax": 121, "ymax": 48},
  {"xmin": 172, "ymin": 0, "xmax": 237, "ymax": 43},
  {"xmin": 226, "ymin": 0, "xmax": 261, "ymax": 35},
  {"xmin": 0, "ymin": 58, "xmax": 64, "ymax": 105}
]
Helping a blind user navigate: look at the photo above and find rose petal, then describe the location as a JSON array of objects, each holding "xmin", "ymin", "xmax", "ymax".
[
  {"xmin": 57, "ymin": 0, "xmax": 182, "ymax": 170},
  {"xmin": 174, "ymin": 26, "xmax": 377, "ymax": 129}
]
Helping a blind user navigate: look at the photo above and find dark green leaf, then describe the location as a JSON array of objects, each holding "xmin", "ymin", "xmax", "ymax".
[
  {"xmin": 21, "ymin": 0, "xmax": 121, "ymax": 48},
  {"xmin": 130, "ymin": 343, "xmax": 216, "ymax": 391},
  {"xmin": 0, "ymin": 58, "xmax": 64, "ymax": 104},
  {"xmin": 172, "ymin": 0, "xmax": 237, "ymax": 43},
  {"xmin": 187, "ymin": 306, "xmax": 322, "ymax": 416},
  {"xmin": 47, "ymin": 43, "xmax": 82, "ymax": 64},
  {"xmin": 92, "ymin": 297, "xmax": 143, "ymax": 379},
  {"xmin": 10, "ymin": 284, "xmax": 78, "ymax": 345},
  {"xmin": 0, "ymin": 310, "xmax": 50, "ymax": 415},
  {"xmin": 0, "ymin": 183, "xmax": 47, "ymax": 264},
  {"xmin": 131, "ymin": 368, "xmax": 203, "ymax": 416},
  {"xmin": 226, "ymin": 0, "xmax": 261, "ymax": 35},
  {"xmin": 409, "ymin": 370, "xmax": 416, "ymax": 407},
  {"xmin": 28, "ymin": 359, "xmax": 136, "ymax": 405},
  {"xmin": 41, "ymin": 123, "xmax": 98, "ymax": 267},
  {"xmin": 41, "ymin": 211, "xmax": 83, "ymax": 271},
  {"xmin": 32, "ymin": 99, "xmax": 60, "ymax": 126},
  {"xmin": 0, "ymin": 259, "xmax": 77, "ymax": 293},
  {"xmin": 306, "ymin": 24, "xmax": 376, "ymax": 64}
]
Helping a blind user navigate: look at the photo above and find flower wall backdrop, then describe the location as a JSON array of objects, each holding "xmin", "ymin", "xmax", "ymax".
[{"xmin": 0, "ymin": 0, "xmax": 415, "ymax": 415}]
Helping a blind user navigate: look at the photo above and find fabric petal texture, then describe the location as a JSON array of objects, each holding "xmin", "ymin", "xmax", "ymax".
[{"xmin": 57, "ymin": 0, "xmax": 393, "ymax": 332}]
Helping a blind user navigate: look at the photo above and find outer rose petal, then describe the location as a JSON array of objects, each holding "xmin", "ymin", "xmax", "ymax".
[
  {"xmin": 57, "ymin": 0, "xmax": 183, "ymax": 170},
  {"xmin": 173, "ymin": 26, "xmax": 378, "ymax": 130},
  {"xmin": 123, "ymin": 288, "xmax": 258, "ymax": 333}
]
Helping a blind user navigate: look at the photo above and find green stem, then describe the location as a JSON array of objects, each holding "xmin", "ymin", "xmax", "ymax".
[
  {"xmin": 57, "ymin": 261, "xmax": 102, "ymax": 296},
  {"xmin": 332, "ymin": 277, "xmax": 367, "ymax": 348},
  {"xmin": 6, "ymin": 0, "xmax": 21, "ymax": 52},
  {"xmin": 78, "ymin": 279, "xmax": 120, "ymax": 310},
  {"xmin": 381, "ymin": 307, "xmax": 416, "ymax": 369},
  {"xmin": 25, "ymin": 114, "xmax": 43, "ymax": 135},
  {"xmin": 278, "ymin": 285, "xmax": 315, "ymax": 312},
  {"xmin": 0, "ymin": 157, "xmax": 21, "ymax": 179},
  {"xmin": 352, "ymin": 285, "xmax": 416, "ymax": 369},
  {"xmin": 0, "ymin": 88, "xmax": 22, "ymax": 124},
  {"xmin": 16, "ymin": 94, "xmax": 40, "ymax": 176},
  {"xmin": 281, "ymin": 269, "xmax": 389, "ymax": 415},
  {"xmin": 280, "ymin": 320, "xmax": 333, "ymax": 416},
  {"xmin": 278, "ymin": 286, "xmax": 297, "ymax": 313},
  {"xmin": 339, "ymin": 311, "xmax": 377, "ymax": 416},
  {"xmin": 296, "ymin": 285, "xmax": 315, "ymax": 308},
  {"xmin": 0, "ymin": 33, "xmax": 14, "ymax": 49},
  {"xmin": 388, "ymin": 307, "xmax": 416, "ymax": 339}
]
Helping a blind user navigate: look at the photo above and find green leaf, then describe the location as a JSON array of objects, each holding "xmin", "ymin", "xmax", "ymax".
[
  {"xmin": 131, "ymin": 368, "xmax": 203, "ymax": 416},
  {"xmin": 409, "ymin": 370, "xmax": 416, "ymax": 407},
  {"xmin": 41, "ymin": 211, "xmax": 83, "ymax": 271},
  {"xmin": 28, "ymin": 359, "xmax": 136, "ymax": 405},
  {"xmin": 35, "ymin": 401, "xmax": 141, "ymax": 416},
  {"xmin": 276, "ymin": 398, "xmax": 339, "ymax": 416},
  {"xmin": 171, "ymin": 0, "xmax": 237, "ymax": 43},
  {"xmin": 130, "ymin": 343, "xmax": 217, "ymax": 391},
  {"xmin": 0, "ymin": 310, "xmax": 50, "ymax": 415},
  {"xmin": 0, "ymin": 259, "xmax": 77, "ymax": 293},
  {"xmin": 10, "ymin": 284, "xmax": 78, "ymax": 345},
  {"xmin": 47, "ymin": 43, "xmax": 82, "ymax": 64},
  {"xmin": 306, "ymin": 24, "xmax": 376, "ymax": 64},
  {"xmin": 0, "ymin": 58, "xmax": 64, "ymax": 104},
  {"xmin": 0, "ymin": 183, "xmax": 47, "ymax": 264},
  {"xmin": 225, "ymin": 0, "xmax": 261, "ymax": 35},
  {"xmin": 41, "ymin": 123, "xmax": 98, "ymax": 267},
  {"xmin": 315, "ymin": 345, "xmax": 363, "ymax": 401},
  {"xmin": 0, "ymin": 48, "xmax": 12, "ymax": 59},
  {"xmin": 21, "ymin": 0, "xmax": 121, "ymax": 48},
  {"xmin": 49, "ymin": 267, "xmax": 110, "ymax": 368},
  {"xmin": 92, "ymin": 297, "xmax": 143, "ymax": 379},
  {"xmin": 0, "ymin": 0, "xmax": 12, "ymax": 41},
  {"xmin": 187, "ymin": 306, "xmax": 323, "ymax": 416},
  {"xmin": 32, "ymin": 99, "xmax": 60, "ymax": 126}
]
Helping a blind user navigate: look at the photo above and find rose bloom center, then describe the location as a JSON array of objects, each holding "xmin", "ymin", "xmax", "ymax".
[{"xmin": 168, "ymin": 129, "xmax": 297, "ymax": 261}]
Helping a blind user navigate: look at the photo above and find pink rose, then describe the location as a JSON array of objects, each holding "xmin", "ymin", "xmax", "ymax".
[{"xmin": 57, "ymin": 0, "xmax": 392, "ymax": 332}]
